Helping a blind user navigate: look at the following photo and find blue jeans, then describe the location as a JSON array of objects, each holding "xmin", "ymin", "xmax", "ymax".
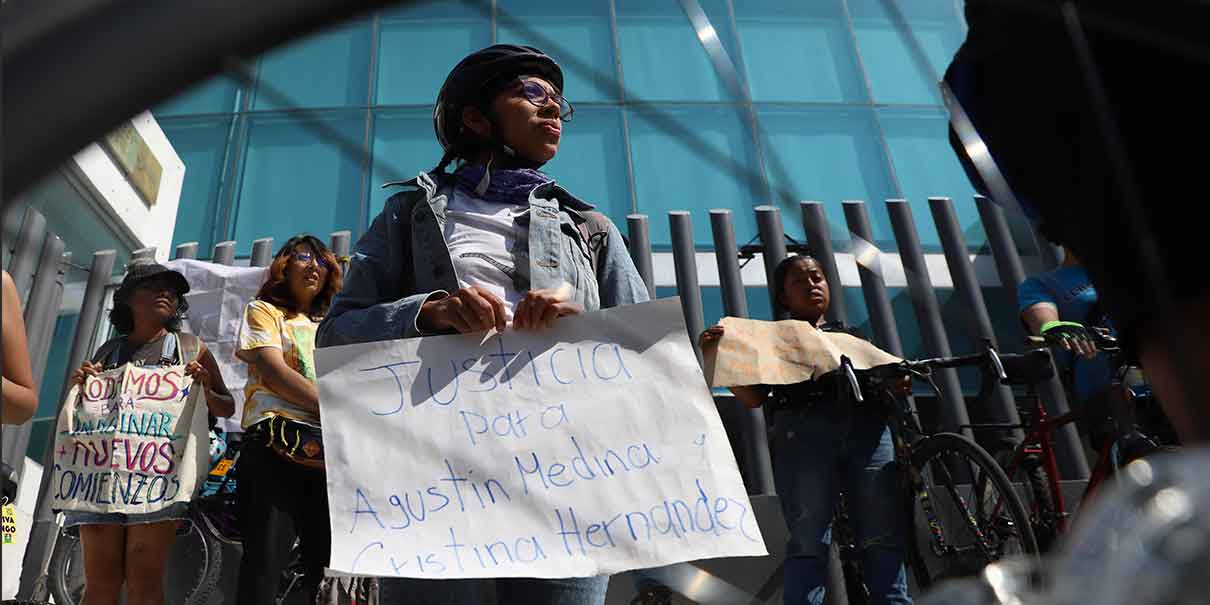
[
  {"xmin": 772, "ymin": 406, "xmax": 911, "ymax": 605},
  {"xmin": 378, "ymin": 576, "xmax": 608, "ymax": 605}
]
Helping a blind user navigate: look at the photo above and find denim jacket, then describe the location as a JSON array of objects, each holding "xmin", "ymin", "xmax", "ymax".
[{"xmin": 317, "ymin": 170, "xmax": 650, "ymax": 347}]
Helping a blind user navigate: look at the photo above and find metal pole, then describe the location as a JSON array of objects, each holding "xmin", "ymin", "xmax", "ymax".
[
  {"xmin": 19, "ymin": 249, "xmax": 116, "ymax": 600},
  {"xmin": 131, "ymin": 247, "xmax": 156, "ymax": 263},
  {"xmin": 1032, "ymin": 223, "xmax": 1064, "ymax": 270},
  {"xmin": 709, "ymin": 209, "xmax": 775, "ymax": 497},
  {"xmin": 669, "ymin": 211, "xmax": 705, "ymax": 366},
  {"xmin": 975, "ymin": 197, "xmax": 1089, "ymax": 479},
  {"xmin": 212, "ymin": 240, "xmax": 236, "ymax": 265},
  {"xmin": 250, "ymin": 237, "xmax": 274, "ymax": 267},
  {"xmin": 887, "ymin": 201, "xmax": 971, "ymax": 436},
  {"xmin": 929, "ymin": 197, "xmax": 1022, "ymax": 434},
  {"xmin": 800, "ymin": 202, "xmax": 849, "ymax": 325},
  {"xmin": 626, "ymin": 215, "xmax": 656, "ymax": 300},
  {"xmin": 331, "ymin": 231, "xmax": 352, "ymax": 272},
  {"xmin": 175, "ymin": 241, "xmax": 199, "ymax": 260},
  {"xmin": 842, "ymin": 201, "xmax": 905, "ymax": 354},
  {"xmin": 7, "ymin": 206, "xmax": 46, "ymax": 303},
  {"xmin": 330, "ymin": 230, "xmax": 352, "ymax": 257},
  {"xmin": 754, "ymin": 206, "xmax": 788, "ymax": 319},
  {"xmin": 23, "ymin": 236, "xmax": 65, "ymax": 385}
]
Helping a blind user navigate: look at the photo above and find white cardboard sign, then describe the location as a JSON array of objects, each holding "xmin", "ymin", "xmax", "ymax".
[
  {"xmin": 316, "ymin": 298, "xmax": 766, "ymax": 579},
  {"xmin": 51, "ymin": 365, "xmax": 208, "ymax": 514}
]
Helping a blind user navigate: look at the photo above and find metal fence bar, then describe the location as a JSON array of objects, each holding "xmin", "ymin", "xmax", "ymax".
[
  {"xmin": 626, "ymin": 214, "xmax": 656, "ymax": 300},
  {"xmin": 331, "ymin": 231, "xmax": 352, "ymax": 273},
  {"xmin": 24, "ymin": 236, "xmax": 65, "ymax": 387},
  {"xmin": 174, "ymin": 242, "xmax": 199, "ymax": 260},
  {"xmin": 250, "ymin": 237, "xmax": 274, "ymax": 267},
  {"xmin": 1033, "ymin": 224, "xmax": 1064, "ymax": 270},
  {"xmin": 887, "ymin": 200, "xmax": 971, "ymax": 436},
  {"xmin": 800, "ymin": 202, "xmax": 849, "ymax": 326},
  {"xmin": 8, "ymin": 207, "xmax": 46, "ymax": 303},
  {"xmin": 976, "ymin": 196, "xmax": 1089, "ymax": 479},
  {"xmin": 709, "ymin": 209, "xmax": 775, "ymax": 497},
  {"xmin": 330, "ymin": 230, "xmax": 352, "ymax": 258},
  {"xmin": 669, "ymin": 211, "xmax": 705, "ymax": 367},
  {"xmin": 212, "ymin": 240, "xmax": 236, "ymax": 266},
  {"xmin": 131, "ymin": 247, "xmax": 156, "ymax": 263},
  {"xmin": 19, "ymin": 249, "xmax": 117, "ymax": 599},
  {"xmin": 755, "ymin": 206, "xmax": 789, "ymax": 319},
  {"xmin": 929, "ymin": 197, "xmax": 1022, "ymax": 435},
  {"xmin": 842, "ymin": 201, "xmax": 905, "ymax": 354}
]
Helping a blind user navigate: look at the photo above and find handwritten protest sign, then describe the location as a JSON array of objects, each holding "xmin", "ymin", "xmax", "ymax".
[
  {"xmin": 51, "ymin": 365, "xmax": 208, "ymax": 514},
  {"xmin": 704, "ymin": 317, "xmax": 901, "ymax": 388},
  {"xmin": 317, "ymin": 298, "xmax": 766, "ymax": 579}
]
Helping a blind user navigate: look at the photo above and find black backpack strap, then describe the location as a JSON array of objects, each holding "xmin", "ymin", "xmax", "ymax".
[
  {"xmin": 566, "ymin": 208, "xmax": 611, "ymax": 278},
  {"xmin": 91, "ymin": 337, "xmax": 125, "ymax": 369}
]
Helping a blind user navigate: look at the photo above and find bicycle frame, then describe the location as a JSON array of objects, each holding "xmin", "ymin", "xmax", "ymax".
[{"xmin": 966, "ymin": 394, "xmax": 1120, "ymax": 535}]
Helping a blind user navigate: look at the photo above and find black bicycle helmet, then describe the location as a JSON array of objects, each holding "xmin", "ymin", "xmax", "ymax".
[{"xmin": 432, "ymin": 44, "xmax": 564, "ymax": 168}]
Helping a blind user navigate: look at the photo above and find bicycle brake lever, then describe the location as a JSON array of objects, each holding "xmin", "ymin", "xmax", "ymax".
[
  {"xmin": 986, "ymin": 347, "xmax": 1008, "ymax": 384},
  {"xmin": 841, "ymin": 356, "xmax": 863, "ymax": 403}
]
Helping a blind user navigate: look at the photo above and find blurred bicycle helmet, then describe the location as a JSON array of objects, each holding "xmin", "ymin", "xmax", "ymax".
[{"xmin": 432, "ymin": 44, "xmax": 564, "ymax": 171}]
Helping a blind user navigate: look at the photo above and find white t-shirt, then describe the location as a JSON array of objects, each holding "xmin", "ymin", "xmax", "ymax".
[{"xmin": 442, "ymin": 188, "xmax": 531, "ymax": 320}]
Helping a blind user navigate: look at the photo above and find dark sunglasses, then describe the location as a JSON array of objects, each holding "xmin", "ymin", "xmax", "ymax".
[
  {"xmin": 292, "ymin": 252, "xmax": 331, "ymax": 271},
  {"xmin": 518, "ymin": 79, "xmax": 574, "ymax": 122}
]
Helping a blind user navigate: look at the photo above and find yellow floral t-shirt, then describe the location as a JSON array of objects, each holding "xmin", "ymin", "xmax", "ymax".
[{"xmin": 236, "ymin": 299, "xmax": 320, "ymax": 428}]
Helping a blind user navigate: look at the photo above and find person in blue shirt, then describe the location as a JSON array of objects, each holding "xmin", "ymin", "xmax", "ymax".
[{"xmin": 1017, "ymin": 245, "xmax": 1115, "ymax": 410}]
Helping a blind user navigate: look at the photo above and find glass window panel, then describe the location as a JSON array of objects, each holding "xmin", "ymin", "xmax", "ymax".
[
  {"xmin": 615, "ymin": 0, "xmax": 742, "ymax": 102},
  {"xmin": 153, "ymin": 76, "xmax": 237, "ymax": 117},
  {"xmin": 877, "ymin": 107, "xmax": 982, "ymax": 251},
  {"xmin": 27, "ymin": 419, "xmax": 54, "ymax": 460},
  {"xmin": 367, "ymin": 108, "xmax": 444, "ymax": 222},
  {"xmin": 253, "ymin": 19, "xmax": 372, "ymax": 110},
  {"xmin": 497, "ymin": 0, "xmax": 619, "ymax": 102},
  {"xmin": 37, "ymin": 314, "xmax": 78, "ymax": 419},
  {"xmin": 161, "ymin": 116, "xmax": 234, "ymax": 251},
  {"xmin": 848, "ymin": 0, "xmax": 966, "ymax": 105},
  {"xmin": 233, "ymin": 112, "xmax": 367, "ymax": 251},
  {"xmin": 542, "ymin": 107, "xmax": 631, "ymax": 223},
  {"xmin": 377, "ymin": 3, "xmax": 491, "ymax": 106},
  {"xmin": 734, "ymin": 0, "xmax": 865, "ymax": 102},
  {"xmin": 627, "ymin": 105, "xmax": 763, "ymax": 248},
  {"xmin": 756, "ymin": 106, "xmax": 897, "ymax": 247}
]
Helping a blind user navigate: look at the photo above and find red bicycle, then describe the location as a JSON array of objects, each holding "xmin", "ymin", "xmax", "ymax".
[{"xmin": 972, "ymin": 329, "xmax": 1175, "ymax": 551}]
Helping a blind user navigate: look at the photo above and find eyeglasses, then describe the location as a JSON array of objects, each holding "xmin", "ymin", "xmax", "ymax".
[
  {"xmin": 292, "ymin": 252, "xmax": 330, "ymax": 271},
  {"xmin": 518, "ymin": 79, "xmax": 574, "ymax": 122}
]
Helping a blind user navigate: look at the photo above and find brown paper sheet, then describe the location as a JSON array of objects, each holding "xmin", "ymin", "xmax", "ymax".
[{"xmin": 704, "ymin": 317, "xmax": 901, "ymax": 387}]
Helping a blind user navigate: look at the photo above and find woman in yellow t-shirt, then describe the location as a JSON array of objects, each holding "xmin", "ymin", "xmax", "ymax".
[{"xmin": 234, "ymin": 235, "xmax": 342, "ymax": 604}]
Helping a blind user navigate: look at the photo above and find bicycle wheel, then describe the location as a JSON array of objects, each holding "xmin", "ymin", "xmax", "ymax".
[
  {"xmin": 987, "ymin": 443, "xmax": 1059, "ymax": 552},
  {"xmin": 909, "ymin": 433, "xmax": 1039, "ymax": 588},
  {"xmin": 48, "ymin": 520, "xmax": 222, "ymax": 605},
  {"xmin": 165, "ymin": 519, "xmax": 223, "ymax": 605},
  {"xmin": 48, "ymin": 530, "xmax": 85, "ymax": 605}
]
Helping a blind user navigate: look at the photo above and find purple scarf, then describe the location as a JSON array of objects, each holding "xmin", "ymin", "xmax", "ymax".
[{"xmin": 454, "ymin": 164, "xmax": 553, "ymax": 205}]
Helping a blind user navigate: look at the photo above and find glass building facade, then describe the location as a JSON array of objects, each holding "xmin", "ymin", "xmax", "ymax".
[
  {"xmin": 22, "ymin": 0, "xmax": 1041, "ymax": 459},
  {"xmin": 155, "ymin": 0, "xmax": 978, "ymax": 257}
]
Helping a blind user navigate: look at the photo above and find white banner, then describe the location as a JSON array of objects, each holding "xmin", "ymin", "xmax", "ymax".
[
  {"xmin": 166, "ymin": 259, "xmax": 267, "ymax": 432},
  {"xmin": 317, "ymin": 298, "xmax": 766, "ymax": 579},
  {"xmin": 51, "ymin": 365, "xmax": 209, "ymax": 514}
]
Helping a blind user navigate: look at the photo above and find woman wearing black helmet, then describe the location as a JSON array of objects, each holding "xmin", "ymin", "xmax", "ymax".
[
  {"xmin": 319, "ymin": 45, "xmax": 649, "ymax": 604},
  {"xmin": 63, "ymin": 261, "xmax": 233, "ymax": 605}
]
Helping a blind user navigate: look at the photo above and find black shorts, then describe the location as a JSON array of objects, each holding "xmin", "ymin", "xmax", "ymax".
[{"xmin": 947, "ymin": 1, "xmax": 1210, "ymax": 358}]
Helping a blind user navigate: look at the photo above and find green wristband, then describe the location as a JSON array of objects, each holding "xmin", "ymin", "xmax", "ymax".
[{"xmin": 1040, "ymin": 320, "xmax": 1084, "ymax": 334}]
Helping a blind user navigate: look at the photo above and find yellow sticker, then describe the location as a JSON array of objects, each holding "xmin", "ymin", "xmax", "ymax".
[
  {"xmin": 210, "ymin": 459, "xmax": 234, "ymax": 477},
  {"xmin": 2, "ymin": 504, "xmax": 16, "ymax": 544}
]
